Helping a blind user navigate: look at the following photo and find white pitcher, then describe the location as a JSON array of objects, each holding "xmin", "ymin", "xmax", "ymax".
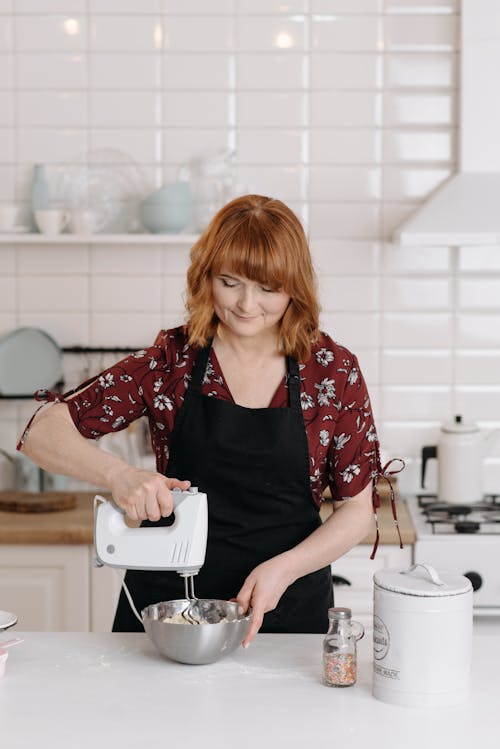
[{"xmin": 421, "ymin": 415, "xmax": 500, "ymax": 504}]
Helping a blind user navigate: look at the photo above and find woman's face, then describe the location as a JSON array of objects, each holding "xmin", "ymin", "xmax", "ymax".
[{"xmin": 211, "ymin": 268, "xmax": 291, "ymax": 339}]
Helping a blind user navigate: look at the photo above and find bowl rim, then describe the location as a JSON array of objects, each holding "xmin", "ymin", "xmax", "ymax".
[{"xmin": 141, "ymin": 598, "xmax": 253, "ymax": 625}]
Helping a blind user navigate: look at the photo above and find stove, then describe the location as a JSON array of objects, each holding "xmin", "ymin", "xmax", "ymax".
[{"xmin": 406, "ymin": 494, "xmax": 500, "ymax": 616}]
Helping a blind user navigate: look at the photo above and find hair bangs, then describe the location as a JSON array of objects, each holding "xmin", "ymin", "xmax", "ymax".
[{"xmin": 211, "ymin": 219, "xmax": 290, "ymax": 292}]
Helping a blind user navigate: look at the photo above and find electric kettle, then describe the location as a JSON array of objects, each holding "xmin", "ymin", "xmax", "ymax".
[{"xmin": 421, "ymin": 414, "xmax": 500, "ymax": 504}]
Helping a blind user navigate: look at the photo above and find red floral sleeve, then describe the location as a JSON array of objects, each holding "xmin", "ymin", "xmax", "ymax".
[
  {"xmin": 16, "ymin": 328, "xmax": 198, "ymax": 472},
  {"xmin": 16, "ymin": 344, "xmax": 169, "ymax": 452},
  {"xmin": 327, "ymin": 354, "xmax": 380, "ymax": 502},
  {"xmin": 65, "ymin": 348, "xmax": 160, "ymax": 439}
]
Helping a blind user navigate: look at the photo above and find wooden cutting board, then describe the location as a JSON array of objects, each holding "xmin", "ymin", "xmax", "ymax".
[{"xmin": 0, "ymin": 491, "xmax": 78, "ymax": 513}]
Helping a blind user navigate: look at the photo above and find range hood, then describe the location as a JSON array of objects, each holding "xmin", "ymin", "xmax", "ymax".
[{"xmin": 394, "ymin": 0, "xmax": 500, "ymax": 246}]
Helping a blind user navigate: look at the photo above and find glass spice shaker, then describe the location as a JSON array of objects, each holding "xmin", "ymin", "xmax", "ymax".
[{"xmin": 322, "ymin": 607, "xmax": 365, "ymax": 687}]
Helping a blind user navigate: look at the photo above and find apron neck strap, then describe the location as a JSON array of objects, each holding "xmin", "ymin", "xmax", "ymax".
[
  {"xmin": 189, "ymin": 341, "xmax": 212, "ymax": 392},
  {"xmin": 286, "ymin": 356, "xmax": 302, "ymax": 414},
  {"xmin": 189, "ymin": 341, "xmax": 302, "ymax": 412}
]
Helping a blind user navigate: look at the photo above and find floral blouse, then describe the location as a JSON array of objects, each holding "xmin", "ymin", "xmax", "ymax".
[{"xmin": 55, "ymin": 326, "xmax": 382, "ymax": 508}]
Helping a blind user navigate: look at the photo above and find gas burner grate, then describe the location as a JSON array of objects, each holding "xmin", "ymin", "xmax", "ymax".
[
  {"xmin": 424, "ymin": 504, "xmax": 472, "ymax": 517},
  {"xmin": 415, "ymin": 493, "xmax": 500, "ymax": 535},
  {"xmin": 417, "ymin": 493, "xmax": 500, "ymax": 510}
]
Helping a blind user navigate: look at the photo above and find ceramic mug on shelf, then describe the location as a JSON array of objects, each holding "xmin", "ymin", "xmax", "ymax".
[
  {"xmin": 0, "ymin": 203, "xmax": 19, "ymax": 231},
  {"xmin": 34, "ymin": 209, "xmax": 69, "ymax": 235},
  {"xmin": 68, "ymin": 209, "xmax": 97, "ymax": 234}
]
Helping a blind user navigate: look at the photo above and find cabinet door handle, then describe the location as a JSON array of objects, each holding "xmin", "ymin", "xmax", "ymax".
[{"xmin": 331, "ymin": 575, "xmax": 352, "ymax": 586}]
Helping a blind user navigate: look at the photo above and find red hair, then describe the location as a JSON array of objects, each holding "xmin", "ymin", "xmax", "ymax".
[{"xmin": 185, "ymin": 194, "xmax": 320, "ymax": 361}]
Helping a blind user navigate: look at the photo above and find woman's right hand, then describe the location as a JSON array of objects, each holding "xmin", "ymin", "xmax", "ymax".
[{"xmin": 108, "ymin": 464, "xmax": 190, "ymax": 522}]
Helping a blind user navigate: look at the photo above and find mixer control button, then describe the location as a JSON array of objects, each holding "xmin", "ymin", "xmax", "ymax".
[
  {"xmin": 106, "ymin": 544, "xmax": 115, "ymax": 555},
  {"xmin": 188, "ymin": 487, "xmax": 198, "ymax": 493}
]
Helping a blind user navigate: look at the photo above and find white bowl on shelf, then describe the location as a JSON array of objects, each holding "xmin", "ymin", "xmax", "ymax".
[{"xmin": 0, "ymin": 610, "xmax": 18, "ymax": 631}]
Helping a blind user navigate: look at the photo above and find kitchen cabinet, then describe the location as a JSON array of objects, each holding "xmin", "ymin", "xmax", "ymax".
[
  {"xmin": 90, "ymin": 560, "xmax": 124, "ymax": 632},
  {"xmin": 0, "ymin": 492, "xmax": 124, "ymax": 632},
  {"xmin": 0, "ymin": 544, "xmax": 122, "ymax": 632}
]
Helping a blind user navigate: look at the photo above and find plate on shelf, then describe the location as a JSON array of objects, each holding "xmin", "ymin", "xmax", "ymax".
[
  {"xmin": 0, "ymin": 610, "xmax": 18, "ymax": 631},
  {"xmin": 51, "ymin": 150, "xmax": 152, "ymax": 233},
  {"xmin": 0, "ymin": 326, "xmax": 63, "ymax": 397},
  {"xmin": 0, "ymin": 226, "xmax": 30, "ymax": 234}
]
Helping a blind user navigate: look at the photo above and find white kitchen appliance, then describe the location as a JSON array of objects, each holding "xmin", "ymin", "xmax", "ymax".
[
  {"xmin": 421, "ymin": 414, "xmax": 500, "ymax": 505},
  {"xmin": 406, "ymin": 492, "xmax": 500, "ymax": 616},
  {"xmin": 93, "ymin": 487, "xmax": 208, "ymax": 575},
  {"xmin": 373, "ymin": 563, "xmax": 473, "ymax": 708}
]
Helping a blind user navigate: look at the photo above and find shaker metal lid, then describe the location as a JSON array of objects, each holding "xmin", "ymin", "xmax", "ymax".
[{"xmin": 374, "ymin": 563, "xmax": 473, "ymax": 597}]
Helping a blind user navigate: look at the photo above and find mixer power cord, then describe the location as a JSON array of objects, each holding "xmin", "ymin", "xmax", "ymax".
[{"xmin": 114, "ymin": 570, "xmax": 144, "ymax": 625}]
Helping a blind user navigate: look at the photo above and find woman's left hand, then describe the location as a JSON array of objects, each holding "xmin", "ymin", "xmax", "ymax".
[{"xmin": 236, "ymin": 555, "xmax": 296, "ymax": 648}]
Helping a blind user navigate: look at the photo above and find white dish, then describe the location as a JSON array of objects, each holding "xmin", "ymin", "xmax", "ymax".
[
  {"xmin": 0, "ymin": 610, "xmax": 18, "ymax": 631},
  {"xmin": 0, "ymin": 326, "xmax": 63, "ymax": 397},
  {"xmin": 0, "ymin": 226, "xmax": 30, "ymax": 234}
]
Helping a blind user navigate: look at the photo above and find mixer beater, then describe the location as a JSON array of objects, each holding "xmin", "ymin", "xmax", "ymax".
[
  {"xmin": 93, "ymin": 487, "xmax": 209, "ymax": 625},
  {"xmin": 182, "ymin": 574, "xmax": 202, "ymax": 624}
]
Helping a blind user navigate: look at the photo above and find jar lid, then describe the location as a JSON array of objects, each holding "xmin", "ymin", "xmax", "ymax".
[
  {"xmin": 328, "ymin": 607, "xmax": 351, "ymax": 619},
  {"xmin": 374, "ymin": 564, "xmax": 472, "ymax": 598}
]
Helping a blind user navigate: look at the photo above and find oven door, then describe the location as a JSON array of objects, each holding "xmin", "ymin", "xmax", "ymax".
[{"xmin": 414, "ymin": 536, "xmax": 500, "ymax": 615}]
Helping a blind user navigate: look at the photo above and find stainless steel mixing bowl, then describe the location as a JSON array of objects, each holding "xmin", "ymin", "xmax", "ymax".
[{"xmin": 142, "ymin": 599, "xmax": 252, "ymax": 665}]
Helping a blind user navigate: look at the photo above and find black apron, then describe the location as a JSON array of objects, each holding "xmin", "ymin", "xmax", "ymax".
[{"xmin": 113, "ymin": 343, "xmax": 333, "ymax": 632}]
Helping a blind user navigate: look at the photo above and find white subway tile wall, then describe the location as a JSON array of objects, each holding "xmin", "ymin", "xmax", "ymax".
[{"xmin": 0, "ymin": 0, "xmax": 499, "ymax": 494}]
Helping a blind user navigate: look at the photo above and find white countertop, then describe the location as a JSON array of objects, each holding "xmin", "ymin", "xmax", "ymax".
[{"xmin": 1, "ymin": 623, "xmax": 499, "ymax": 749}]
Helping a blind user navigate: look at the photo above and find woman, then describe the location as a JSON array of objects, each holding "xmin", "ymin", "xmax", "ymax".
[{"xmin": 18, "ymin": 194, "xmax": 392, "ymax": 646}]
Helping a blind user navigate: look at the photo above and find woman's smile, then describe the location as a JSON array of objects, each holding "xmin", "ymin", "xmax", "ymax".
[{"xmin": 212, "ymin": 269, "xmax": 290, "ymax": 339}]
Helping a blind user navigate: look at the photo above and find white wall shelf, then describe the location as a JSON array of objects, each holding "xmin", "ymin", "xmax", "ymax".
[{"xmin": 0, "ymin": 233, "xmax": 199, "ymax": 245}]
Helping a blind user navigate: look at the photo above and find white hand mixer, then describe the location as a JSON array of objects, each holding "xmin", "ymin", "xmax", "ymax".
[{"xmin": 93, "ymin": 487, "xmax": 208, "ymax": 623}]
